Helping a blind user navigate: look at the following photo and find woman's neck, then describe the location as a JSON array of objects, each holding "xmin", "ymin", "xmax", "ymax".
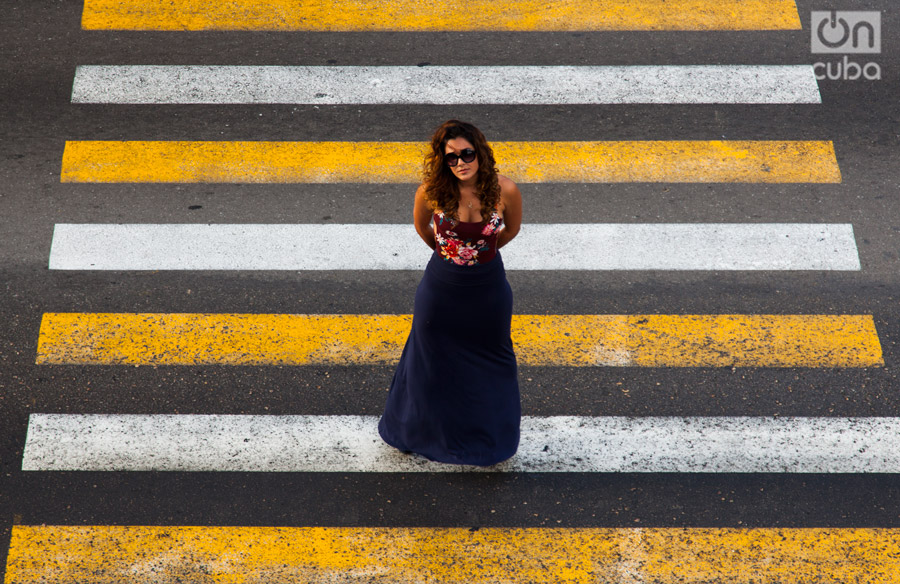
[{"xmin": 457, "ymin": 175, "xmax": 478, "ymax": 191}]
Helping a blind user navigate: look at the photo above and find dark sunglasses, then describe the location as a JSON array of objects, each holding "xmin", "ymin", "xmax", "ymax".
[{"xmin": 444, "ymin": 148, "xmax": 476, "ymax": 167}]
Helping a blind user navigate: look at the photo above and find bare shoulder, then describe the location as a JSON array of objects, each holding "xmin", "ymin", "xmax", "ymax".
[
  {"xmin": 497, "ymin": 175, "xmax": 521, "ymax": 208},
  {"xmin": 414, "ymin": 184, "xmax": 433, "ymax": 207},
  {"xmin": 498, "ymin": 174, "xmax": 518, "ymax": 192}
]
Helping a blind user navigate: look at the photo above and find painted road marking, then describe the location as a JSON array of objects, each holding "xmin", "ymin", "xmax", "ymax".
[
  {"xmin": 8, "ymin": 526, "xmax": 899, "ymax": 583},
  {"xmin": 21, "ymin": 415, "xmax": 900, "ymax": 472},
  {"xmin": 35, "ymin": 313, "xmax": 883, "ymax": 367},
  {"xmin": 47, "ymin": 223, "xmax": 861, "ymax": 271},
  {"xmin": 81, "ymin": 0, "xmax": 802, "ymax": 31},
  {"xmin": 70, "ymin": 65, "xmax": 822, "ymax": 104},
  {"xmin": 60, "ymin": 140, "xmax": 842, "ymax": 184}
]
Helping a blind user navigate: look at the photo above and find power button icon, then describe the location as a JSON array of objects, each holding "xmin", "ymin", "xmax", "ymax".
[
  {"xmin": 811, "ymin": 11, "xmax": 881, "ymax": 54},
  {"xmin": 817, "ymin": 11, "xmax": 850, "ymax": 48}
]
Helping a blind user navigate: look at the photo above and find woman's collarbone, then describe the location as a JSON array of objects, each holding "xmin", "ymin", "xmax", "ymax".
[{"xmin": 457, "ymin": 208, "xmax": 502, "ymax": 223}]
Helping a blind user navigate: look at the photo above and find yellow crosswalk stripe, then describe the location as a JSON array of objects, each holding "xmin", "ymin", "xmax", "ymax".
[
  {"xmin": 36, "ymin": 313, "xmax": 883, "ymax": 367},
  {"xmin": 81, "ymin": 0, "xmax": 802, "ymax": 31},
  {"xmin": 7, "ymin": 526, "xmax": 899, "ymax": 583},
  {"xmin": 60, "ymin": 140, "xmax": 842, "ymax": 184}
]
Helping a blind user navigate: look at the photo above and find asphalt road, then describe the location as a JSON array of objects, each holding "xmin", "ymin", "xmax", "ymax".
[{"xmin": 1, "ymin": 0, "xmax": 899, "ymax": 577}]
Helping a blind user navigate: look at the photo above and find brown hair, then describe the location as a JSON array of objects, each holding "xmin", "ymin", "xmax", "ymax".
[{"xmin": 422, "ymin": 120, "xmax": 501, "ymax": 221}]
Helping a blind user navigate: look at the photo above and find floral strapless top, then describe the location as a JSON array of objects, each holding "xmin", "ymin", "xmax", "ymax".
[{"xmin": 434, "ymin": 211, "xmax": 503, "ymax": 265}]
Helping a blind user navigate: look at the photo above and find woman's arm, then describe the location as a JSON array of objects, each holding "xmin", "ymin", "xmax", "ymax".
[
  {"xmin": 496, "ymin": 177, "xmax": 522, "ymax": 249},
  {"xmin": 413, "ymin": 184, "xmax": 436, "ymax": 250}
]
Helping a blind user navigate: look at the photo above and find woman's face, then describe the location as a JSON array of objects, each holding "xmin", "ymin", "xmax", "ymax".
[{"xmin": 444, "ymin": 137, "xmax": 479, "ymax": 183}]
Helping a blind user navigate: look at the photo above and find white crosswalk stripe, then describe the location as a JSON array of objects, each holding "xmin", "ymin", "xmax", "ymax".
[
  {"xmin": 23, "ymin": 414, "xmax": 900, "ymax": 473},
  {"xmin": 48, "ymin": 223, "xmax": 861, "ymax": 271},
  {"xmin": 71, "ymin": 64, "xmax": 823, "ymax": 104}
]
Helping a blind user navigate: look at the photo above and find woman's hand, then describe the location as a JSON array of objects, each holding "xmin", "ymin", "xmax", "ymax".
[
  {"xmin": 496, "ymin": 177, "xmax": 522, "ymax": 249},
  {"xmin": 413, "ymin": 185, "xmax": 437, "ymax": 249}
]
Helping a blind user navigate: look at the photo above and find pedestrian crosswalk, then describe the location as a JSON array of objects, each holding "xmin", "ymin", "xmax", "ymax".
[{"xmin": 11, "ymin": 0, "xmax": 893, "ymax": 581}]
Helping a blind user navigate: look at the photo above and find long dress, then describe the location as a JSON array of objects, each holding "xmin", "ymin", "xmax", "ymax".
[{"xmin": 378, "ymin": 210, "xmax": 520, "ymax": 466}]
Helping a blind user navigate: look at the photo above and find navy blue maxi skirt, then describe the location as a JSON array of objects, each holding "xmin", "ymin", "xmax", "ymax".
[{"xmin": 378, "ymin": 251, "xmax": 520, "ymax": 466}]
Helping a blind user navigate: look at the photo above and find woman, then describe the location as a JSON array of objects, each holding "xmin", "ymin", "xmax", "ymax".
[{"xmin": 378, "ymin": 120, "xmax": 523, "ymax": 466}]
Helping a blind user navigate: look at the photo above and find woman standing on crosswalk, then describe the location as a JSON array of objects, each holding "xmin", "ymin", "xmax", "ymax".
[{"xmin": 378, "ymin": 119, "xmax": 524, "ymax": 466}]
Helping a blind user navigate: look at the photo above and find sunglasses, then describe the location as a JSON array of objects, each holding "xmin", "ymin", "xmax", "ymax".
[{"xmin": 444, "ymin": 148, "xmax": 476, "ymax": 167}]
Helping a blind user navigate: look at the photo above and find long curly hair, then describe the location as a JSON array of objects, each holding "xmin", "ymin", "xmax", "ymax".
[{"xmin": 422, "ymin": 120, "xmax": 501, "ymax": 221}]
